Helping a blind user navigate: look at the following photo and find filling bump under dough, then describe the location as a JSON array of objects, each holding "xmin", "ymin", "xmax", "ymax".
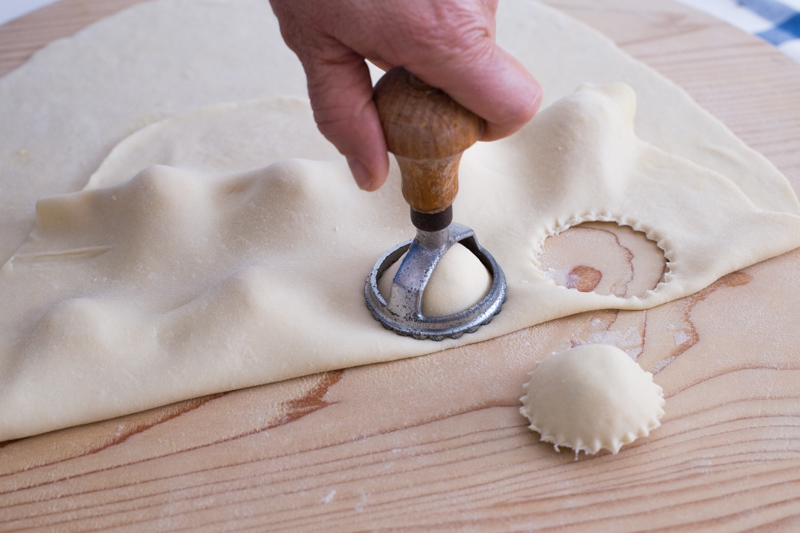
[{"xmin": 378, "ymin": 244, "xmax": 492, "ymax": 318}]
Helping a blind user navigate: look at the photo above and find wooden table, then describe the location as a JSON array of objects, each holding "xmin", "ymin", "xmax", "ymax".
[{"xmin": 2, "ymin": 1, "xmax": 800, "ymax": 530}]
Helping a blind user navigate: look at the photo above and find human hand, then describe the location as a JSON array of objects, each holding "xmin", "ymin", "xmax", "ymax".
[{"xmin": 269, "ymin": 0, "xmax": 542, "ymax": 191}]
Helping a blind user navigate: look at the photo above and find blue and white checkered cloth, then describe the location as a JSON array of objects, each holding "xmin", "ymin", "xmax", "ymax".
[{"xmin": 679, "ymin": 0, "xmax": 800, "ymax": 62}]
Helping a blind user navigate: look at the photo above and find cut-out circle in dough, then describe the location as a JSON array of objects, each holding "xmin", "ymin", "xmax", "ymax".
[
  {"xmin": 378, "ymin": 243, "xmax": 491, "ymax": 317},
  {"xmin": 520, "ymin": 344, "xmax": 665, "ymax": 456},
  {"xmin": 537, "ymin": 221, "xmax": 667, "ymax": 298}
]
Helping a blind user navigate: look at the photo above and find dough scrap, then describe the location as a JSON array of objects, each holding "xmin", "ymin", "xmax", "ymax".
[
  {"xmin": 520, "ymin": 344, "xmax": 665, "ymax": 455},
  {"xmin": 1, "ymin": 0, "xmax": 799, "ymax": 441}
]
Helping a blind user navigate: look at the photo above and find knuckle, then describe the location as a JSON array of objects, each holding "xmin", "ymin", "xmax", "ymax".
[
  {"xmin": 373, "ymin": 1, "xmax": 495, "ymax": 67},
  {"xmin": 313, "ymin": 108, "xmax": 351, "ymax": 141},
  {"xmin": 417, "ymin": 9, "xmax": 495, "ymax": 67},
  {"xmin": 309, "ymin": 95, "xmax": 364, "ymax": 147}
]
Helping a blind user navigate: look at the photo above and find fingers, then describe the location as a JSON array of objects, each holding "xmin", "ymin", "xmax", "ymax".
[
  {"xmin": 389, "ymin": 2, "xmax": 542, "ymax": 142},
  {"xmin": 270, "ymin": 0, "xmax": 542, "ymax": 191},
  {"xmin": 270, "ymin": 0, "xmax": 389, "ymax": 190},
  {"xmin": 302, "ymin": 51, "xmax": 389, "ymax": 191}
]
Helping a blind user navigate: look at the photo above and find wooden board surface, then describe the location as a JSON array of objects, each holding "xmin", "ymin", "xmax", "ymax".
[{"xmin": 2, "ymin": 0, "xmax": 800, "ymax": 530}]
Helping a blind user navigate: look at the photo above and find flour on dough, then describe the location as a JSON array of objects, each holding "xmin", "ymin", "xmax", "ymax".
[
  {"xmin": 520, "ymin": 344, "xmax": 665, "ymax": 455},
  {"xmin": 1, "ymin": 0, "xmax": 799, "ymax": 441}
]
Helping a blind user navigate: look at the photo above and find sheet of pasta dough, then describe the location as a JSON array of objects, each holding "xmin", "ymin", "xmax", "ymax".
[{"xmin": 1, "ymin": 0, "xmax": 799, "ymax": 441}]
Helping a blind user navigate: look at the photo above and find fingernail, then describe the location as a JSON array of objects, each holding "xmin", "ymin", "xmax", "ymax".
[{"xmin": 347, "ymin": 158, "xmax": 373, "ymax": 190}]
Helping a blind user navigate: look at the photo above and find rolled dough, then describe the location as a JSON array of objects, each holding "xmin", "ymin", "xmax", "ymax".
[{"xmin": 1, "ymin": 0, "xmax": 799, "ymax": 441}]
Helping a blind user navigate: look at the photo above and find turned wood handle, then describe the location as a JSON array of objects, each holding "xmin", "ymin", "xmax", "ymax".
[{"xmin": 373, "ymin": 67, "xmax": 485, "ymax": 214}]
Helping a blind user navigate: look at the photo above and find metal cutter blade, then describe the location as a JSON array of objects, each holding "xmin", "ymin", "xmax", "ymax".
[{"xmin": 365, "ymin": 222, "xmax": 506, "ymax": 341}]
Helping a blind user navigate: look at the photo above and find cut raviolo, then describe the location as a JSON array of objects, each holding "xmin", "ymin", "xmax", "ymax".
[
  {"xmin": 1, "ymin": 0, "xmax": 799, "ymax": 441},
  {"xmin": 520, "ymin": 344, "xmax": 665, "ymax": 455}
]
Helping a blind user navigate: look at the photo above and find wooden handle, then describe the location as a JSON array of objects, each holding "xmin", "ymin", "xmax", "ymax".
[{"xmin": 373, "ymin": 67, "xmax": 485, "ymax": 214}]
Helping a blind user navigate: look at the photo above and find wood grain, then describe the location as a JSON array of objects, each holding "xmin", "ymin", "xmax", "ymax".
[
  {"xmin": 374, "ymin": 67, "xmax": 484, "ymax": 214},
  {"xmin": 2, "ymin": 0, "xmax": 800, "ymax": 531}
]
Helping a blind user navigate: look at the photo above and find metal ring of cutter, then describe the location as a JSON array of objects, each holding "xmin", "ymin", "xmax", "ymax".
[{"xmin": 365, "ymin": 223, "xmax": 507, "ymax": 341}]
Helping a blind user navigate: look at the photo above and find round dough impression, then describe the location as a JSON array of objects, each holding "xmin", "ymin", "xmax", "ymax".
[{"xmin": 520, "ymin": 344, "xmax": 665, "ymax": 455}]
